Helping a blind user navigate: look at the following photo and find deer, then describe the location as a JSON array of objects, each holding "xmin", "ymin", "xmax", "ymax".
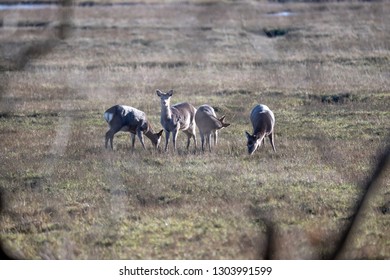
[
  {"xmin": 195, "ymin": 104, "xmax": 230, "ymax": 152},
  {"xmin": 156, "ymin": 89, "xmax": 197, "ymax": 152},
  {"xmin": 245, "ymin": 104, "xmax": 276, "ymax": 155},
  {"xmin": 104, "ymin": 105, "xmax": 163, "ymax": 151}
]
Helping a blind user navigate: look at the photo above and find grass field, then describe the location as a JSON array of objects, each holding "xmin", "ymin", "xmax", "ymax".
[{"xmin": 0, "ymin": 0, "xmax": 389, "ymax": 259}]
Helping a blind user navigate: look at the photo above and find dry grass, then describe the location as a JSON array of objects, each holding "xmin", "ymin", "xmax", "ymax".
[{"xmin": 0, "ymin": 0, "xmax": 389, "ymax": 259}]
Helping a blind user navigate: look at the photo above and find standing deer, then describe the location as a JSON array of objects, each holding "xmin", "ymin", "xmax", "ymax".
[
  {"xmin": 156, "ymin": 89, "xmax": 197, "ymax": 152},
  {"xmin": 104, "ymin": 105, "xmax": 163, "ymax": 151},
  {"xmin": 195, "ymin": 104, "xmax": 230, "ymax": 152},
  {"xmin": 245, "ymin": 104, "xmax": 276, "ymax": 155}
]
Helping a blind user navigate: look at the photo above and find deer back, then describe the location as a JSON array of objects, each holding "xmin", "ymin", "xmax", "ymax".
[
  {"xmin": 195, "ymin": 104, "xmax": 224, "ymax": 132},
  {"xmin": 171, "ymin": 102, "xmax": 196, "ymax": 130},
  {"xmin": 250, "ymin": 104, "xmax": 275, "ymax": 136},
  {"xmin": 105, "ymin": 105, "xmax": 148, "ymax": 133}
]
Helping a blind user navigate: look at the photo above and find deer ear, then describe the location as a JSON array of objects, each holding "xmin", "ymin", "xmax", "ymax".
[
  {"xmin": 245, "ymin": 131, "xmax": 251, "ymax": 139},
  {"xmin": 157, "ymin": 130, "xmax": 164, "ymax": 136},
  {"xmin": 167, "ymin": 89, "xmax": 173, "ymax": 96}
]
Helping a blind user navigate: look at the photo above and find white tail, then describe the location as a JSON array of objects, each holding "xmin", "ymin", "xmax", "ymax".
[
  {"xmin": 245, "ymin": 104, "xmax": 276, "ymax": 155},
  {"xmin": 104, "ymin": 105, "xmax": 163, "ymax": 151},
  {"xmin": 156, "ymin": 89, "xmax": 197, "ymax": 152},
  {"xmin": 195, "ymin": 104, "xmax": 230, "ymax": 152},
  {"xmin": 104, "ymin": 112, "xmax": 114, "ymax": 123}
]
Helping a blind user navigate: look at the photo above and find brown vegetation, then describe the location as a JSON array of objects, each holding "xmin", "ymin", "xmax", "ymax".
[{"xmin": 0, "ymin": 0, "xmax": 389, "ymax": 259}]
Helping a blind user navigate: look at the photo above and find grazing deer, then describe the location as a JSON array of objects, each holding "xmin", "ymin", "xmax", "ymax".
[
  {"xmin": 104, "ymin": 105, "xmax": 163, "ymax": 151},
  {"xmin": 245, "ymin": 104, "xmax": 276, "ymax": 155},
  {"xmin": 156, "ymin": 89, "xmax": 197, "ymax": 152},
  {"xmin": 195, "ymin": 104, "xmax": 230, "ymax": 152}
]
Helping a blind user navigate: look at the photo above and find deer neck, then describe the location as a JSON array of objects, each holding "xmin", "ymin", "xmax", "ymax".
[
  {"xmin": 144, "ymin": 131, "xmax": 155, "ymax": 142},
  {"xmin": 254, "ymin": 130, "xmax": 266, "ymax": 143},
  {"xmin": 161, "ymin": 102, "xmax": 173, "ymax": 121},
  {"xmin": 144, "ymin": 123, "xmax": 155, "ymax": 140}
]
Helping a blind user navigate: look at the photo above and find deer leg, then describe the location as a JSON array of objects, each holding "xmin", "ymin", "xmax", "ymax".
[
  {"xmin": 200, "ymin": 132, "xmax": 205, "ymax": 152},
  {"xmin": 192, "ymin": 127, "xmax": 197, "ymax": 149},
  {"xmin": 206, "ymin": 133, "xmax": 211, "ymax": 152},
  {"xmin": 105, "ymin": 130, "xmax": 112, "ymax": 149},
  {"xmin": 213, "ymin": 130, "xmax": 218, "ymax": 147},
  {"xmin": 130, "ymin": 133, "xmax": 136, "ymax": 152},
  {"xmin": 174, "ymin": 131, "xmax": 180, "ymax": 151},
  {"xmin": 172, "ymin": 129, "xmax": 179, "ymax": 151},
  {"xmin": 184, "ymin": 130, "xmax": 195, "ymax": 150},
  {"xmin": 186, "ymin": 134, "xmax": 191, "ymax": 150},
  {"xmin": 164, "ymin": 130, "xmax": 170, "ymax": 152},
  {"xmin": 136, "ymin": 128, "xmax": 146, "ymax": 150},
  {"xmin": 105, "ymin": 127, "xmax": 120, "ymax": 150},
  {"xmin": 269, "ymin": 131, "xmax": 276, "ymax": 152},
  {"xmin": 256, "ymin": 133, "xmax": 265, "ymax": 152}
]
